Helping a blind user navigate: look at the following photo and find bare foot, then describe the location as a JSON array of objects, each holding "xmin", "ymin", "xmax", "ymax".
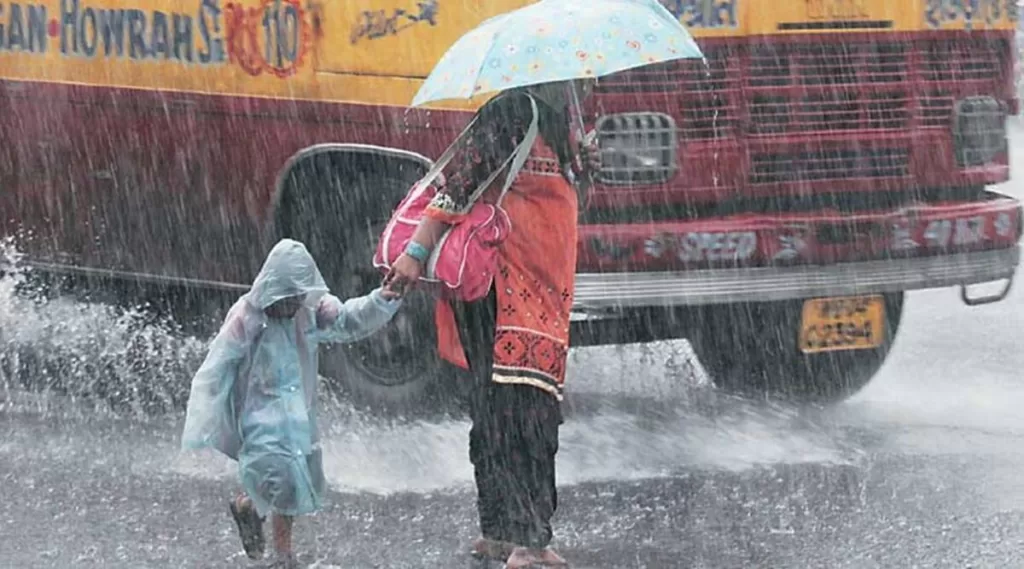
[
  {"xmin": 505, "ymin": 546, "xmax": 568, "ymax": 568},
  {"xmin": 471, "ymin": 537, "xmax": 516, "ymax": 561},
  {"xmin": 538, "ymin": 548, "xmax": 568, "ymax": 567}
]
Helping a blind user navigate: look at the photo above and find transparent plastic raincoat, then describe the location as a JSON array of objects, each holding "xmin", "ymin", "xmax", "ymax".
[{"xmin": 181, "ymin": 239, "xmax": 401, "ymax": 516}]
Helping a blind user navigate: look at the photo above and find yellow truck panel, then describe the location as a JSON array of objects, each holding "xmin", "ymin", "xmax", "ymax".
[{"xmin": 0, "ymin": 0, "xmax": 1015, "ymax": 111}]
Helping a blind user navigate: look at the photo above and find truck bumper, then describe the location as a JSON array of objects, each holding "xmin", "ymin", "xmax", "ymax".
[{"xmin": 573, "ymin": 246, "xmax": 1019, "ymax": 312}]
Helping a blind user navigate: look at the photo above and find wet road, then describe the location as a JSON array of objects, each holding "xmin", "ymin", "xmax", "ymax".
[{"xmin": 2, "ymin": 132, "xmax": 1024, "ymax": 569}]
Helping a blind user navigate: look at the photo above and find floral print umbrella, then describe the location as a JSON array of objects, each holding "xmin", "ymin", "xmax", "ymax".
[{"xmin": 411, "ymin": 0, "xmax": 704, "ymax": 107}]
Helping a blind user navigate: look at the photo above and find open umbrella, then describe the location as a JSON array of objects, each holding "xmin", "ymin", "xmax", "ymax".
[{"xmin": 411, "ymin": 0, "xmax": 704, "ymax": 107}]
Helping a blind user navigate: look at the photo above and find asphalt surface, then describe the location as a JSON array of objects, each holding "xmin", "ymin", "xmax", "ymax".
[{"xmin": 2, "ymin": 127, "xmax": 1024, "ymax": 569}]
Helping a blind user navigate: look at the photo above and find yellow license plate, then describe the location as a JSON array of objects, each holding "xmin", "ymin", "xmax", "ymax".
[{"xmin": 799, "ymin": 295, "xmax": 885, "ymax": 354}]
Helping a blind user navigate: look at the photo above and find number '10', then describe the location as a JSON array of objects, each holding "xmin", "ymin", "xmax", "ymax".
[{"xmin": 263, "ymin": 1, "xmax": 300, "ymax": 68}]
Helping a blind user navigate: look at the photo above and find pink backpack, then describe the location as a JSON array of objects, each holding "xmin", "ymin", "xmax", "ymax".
[{"xmin": 373, "ymin": 96, "xmax": 539, "ymax": 302}]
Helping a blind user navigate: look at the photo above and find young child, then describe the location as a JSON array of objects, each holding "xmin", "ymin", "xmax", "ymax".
[{"xmin": 181, "ymin": 239, "xmax": 402, "ymax": 568}]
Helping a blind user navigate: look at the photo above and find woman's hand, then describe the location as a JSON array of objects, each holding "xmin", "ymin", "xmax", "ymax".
[
  {"xmin": 383, "ymin": 253, "xmax": 424, "ymax": 296},
  {"xmin": 384, "ymin": 216, "xmax": 446, "ymax": 296},
  {"xmin": 581, "ymin": 132, "xmax": 601, "ymax": 172},
  {"xmin": 573, "ymin": 133, "xmax": 601, "ymax": 193}
]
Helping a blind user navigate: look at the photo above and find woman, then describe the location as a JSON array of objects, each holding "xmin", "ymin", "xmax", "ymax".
[{"xmin": 385, "ymin": 80, "xmax": 597, "ymax": 568}]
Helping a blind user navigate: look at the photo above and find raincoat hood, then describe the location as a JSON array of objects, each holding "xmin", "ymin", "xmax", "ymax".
[{"xmin": 246, "ymin": 239, "xmax": 329, "ymax": 310}]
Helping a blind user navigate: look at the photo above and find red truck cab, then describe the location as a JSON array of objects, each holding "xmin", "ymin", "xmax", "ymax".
[{"xmin": 0, "ymin": 0, "xmax": 1019, "ymax": 410}]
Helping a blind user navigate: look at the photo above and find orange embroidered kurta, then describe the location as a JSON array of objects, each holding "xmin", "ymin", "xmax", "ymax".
[
  {"xmin": 423, "ymin": 91, "xmax": 578, "ymax": 400},
  {"xmin": 487, "ymin": 143, "xmax": 577, "ymax": 398}
]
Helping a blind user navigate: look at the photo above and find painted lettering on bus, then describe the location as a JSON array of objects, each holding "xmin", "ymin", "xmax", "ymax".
[
  {"xmin": 57, "ymin": 0, "xmax": 225, "ymax": 62},
  {"xmin": 0, "ymin": 0, "xmax": 311, "ymax": 78},
  {"xmin": 805, "ymin": 0, "xmax": 870, "ymax": 21},
  {"xmin": 660, "ymin": 0, "xmax": 739, "ymax": 29},
  {"xmin": 350, "ymin": 0, "xmax": 439, "ymax": 45},
  {"xmin": 0, "ymin": 3, "xmax": 49, "ymax": 52},
  {"xmin": 924, "ymin": 0, "xmax": 1017, "ymax": 29},
  {"xmin": 225, "ymin": 0, "xmax": 309, "ymax": 78},
  {"xmin": 923, "ymin": 216, "xmax": 988, "ymax": 248},
  {"xmin": 678, "ymin": 231, "xmax": 757, "ymax": 263}
]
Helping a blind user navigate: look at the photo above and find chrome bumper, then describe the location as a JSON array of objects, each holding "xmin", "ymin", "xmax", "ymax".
[{"xmin": 572, "ymin": 246, "xmax": 1020, "ymax": 311}]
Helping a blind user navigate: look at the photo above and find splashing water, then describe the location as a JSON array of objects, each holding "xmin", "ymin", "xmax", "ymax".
[
  {"xmin": 1, "ymin": 239, "xmax": 862, "ymax": 496},
  {"xmin": 0, "ymin": 250, "xmax": 208, "ymax": 418}
]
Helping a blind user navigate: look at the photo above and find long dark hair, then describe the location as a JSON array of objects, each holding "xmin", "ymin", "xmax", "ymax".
[
  {"xmin": 497, "ymin": 86, "xmax": 573, "ymax": 166},
  {"xmin": 532, "ymin": 95, "xmax": 574, "ymax": 167}
]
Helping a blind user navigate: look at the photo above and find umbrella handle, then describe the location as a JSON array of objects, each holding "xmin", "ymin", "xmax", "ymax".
[
  {"xmin": 566, "ymin": 81, "xmax": 597, "ymax": 205},
  {"xmin": 567, "ymin": 82, "xmax": 588, "ymax": 143},
  {"xmin": 567, "ymin": 85, "xmax": 596, "ymax": 152}
]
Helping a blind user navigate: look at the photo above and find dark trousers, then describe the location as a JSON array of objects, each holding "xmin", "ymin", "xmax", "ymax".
[{"xmin": 453, "ymin": 292, "xmax": 562, "ymax": 549}]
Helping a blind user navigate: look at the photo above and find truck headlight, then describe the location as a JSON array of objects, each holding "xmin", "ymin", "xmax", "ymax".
[
  {"xmin": 953, "ymin": 96, "xmax": 1007, "ymax": 167},
  {"xmin": 596, "ymin": 112, "xmax": 677, "ymax": 186}
]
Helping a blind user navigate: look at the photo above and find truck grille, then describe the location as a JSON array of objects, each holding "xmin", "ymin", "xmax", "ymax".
[
  {"xmin": 595, "ymin": 51, "xmax": 740, "ymax": 140},
  {"xmin": 917, "ymin": 38, "xmax": 1010, "ymax": 128},
  {"xmin": 748, "ymin": 42, "xmax": 913, "ymax": 135},
  {"xmin": 594, "ymin": 39, "xmax": 1010, "ymax": 139},
  {"xmin": 595, "ymin": 113, "xmax": 677, "ymax": 186},
  {"xmin": 920, "ymin": 39, "xmax": 1006, "ymax": 83},
  {"xmin": 750, "ymin": 148, "xmax": 910, "ymax": 186}
]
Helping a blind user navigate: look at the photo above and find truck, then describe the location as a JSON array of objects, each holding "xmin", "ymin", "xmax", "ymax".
[{"xmin": 0, "ymin": 0, "xmax": 1020, "ymax": 409}]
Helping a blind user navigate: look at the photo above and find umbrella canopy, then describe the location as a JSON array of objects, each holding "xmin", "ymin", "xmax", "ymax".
[{"xmin": 411, "ymin": 0, "xmax": 704, "ymax": 107}]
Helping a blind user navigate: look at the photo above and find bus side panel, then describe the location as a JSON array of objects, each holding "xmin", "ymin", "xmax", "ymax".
[{"xmin": 0, "ymin": 79, "xmax": 467, "ymax": 285}]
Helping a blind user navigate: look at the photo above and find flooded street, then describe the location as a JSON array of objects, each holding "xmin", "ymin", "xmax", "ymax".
[{"xmin": 2, "ymin": 137, "xmax": 1024, "ymax": 569}]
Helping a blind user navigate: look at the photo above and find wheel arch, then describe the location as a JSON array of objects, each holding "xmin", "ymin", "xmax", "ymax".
[
  {"xmin": 268, "ymin": 143, "xmax": 434, "ymax": 226},
  {"xmin": 264, "ymin": 144, "xmax": 448, "ymax": 414}
]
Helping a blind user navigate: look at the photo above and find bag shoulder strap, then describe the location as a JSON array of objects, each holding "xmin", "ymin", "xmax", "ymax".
[
  {"xmin": 412, "ymin": 93, "xmax": 540, "ymax": 205},
  {"xmin": 494, "ymin": 95, "xmax": 539, "ymax": 206},
  {"xmin": 414, "ymin": 112, "xmax": 482, "ymax": 191}
]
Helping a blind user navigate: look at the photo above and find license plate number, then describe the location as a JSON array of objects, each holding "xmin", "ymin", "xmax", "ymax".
[{"xmin": 799, "ymin": 295, "xmax": 885, "ymax": 354}]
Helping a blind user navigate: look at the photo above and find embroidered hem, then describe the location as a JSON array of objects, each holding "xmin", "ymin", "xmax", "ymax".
[{"xmin": 492, "ymin": 372, "xmax": 564, "ymax": 400}]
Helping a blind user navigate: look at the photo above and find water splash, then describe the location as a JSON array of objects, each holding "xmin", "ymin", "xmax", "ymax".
[
  {"xmin": 0, "ymin": 242, "xmax": 208, "ymax": 418},
  {"xmin": 1, "ymin": 240, "xmax": 861, "ymax": 497}
]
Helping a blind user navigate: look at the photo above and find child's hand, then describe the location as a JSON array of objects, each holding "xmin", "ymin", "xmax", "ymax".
[
  {"xmin": 379, "ymin": 287, "xmax": 403, "ymax": 301},
  {"xmin": 315, "ymin": 298, "xmax": 340, "ymax": 329}
]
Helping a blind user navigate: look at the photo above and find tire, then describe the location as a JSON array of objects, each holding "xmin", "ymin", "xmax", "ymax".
[
  {"xmin": 688, "ymin": 292, "xmax": 905, "ymax": 404},
  {"xmin": 272, "ymin": 153, "xmax": 449, "ymax": 413}
]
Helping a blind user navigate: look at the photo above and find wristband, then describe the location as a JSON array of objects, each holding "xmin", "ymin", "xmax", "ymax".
[{"xmin": 404, "ymin": 241, "xmax": 431, "ymax": 264}]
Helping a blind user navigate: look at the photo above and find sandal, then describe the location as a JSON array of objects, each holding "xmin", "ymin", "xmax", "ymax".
[
  {"xmin": 505, "ymin": 547, "xmax": 569, "ymax": 569},
  {"xmin": 228, "ymin": 497, "xmax": 266, "ymax": 560},
  {"xmin": 261, "ymin": 551, "xmax": 300, "ymax": 569}
]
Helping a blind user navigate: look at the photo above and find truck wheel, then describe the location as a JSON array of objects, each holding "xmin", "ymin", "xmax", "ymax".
[
  {"xmin": 688, "ymin": 293, "xmax": 905, "ymax": 404},
  {"xmin": 273, "ymin": 154, "xmax": 447, "ymax": 413}
]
